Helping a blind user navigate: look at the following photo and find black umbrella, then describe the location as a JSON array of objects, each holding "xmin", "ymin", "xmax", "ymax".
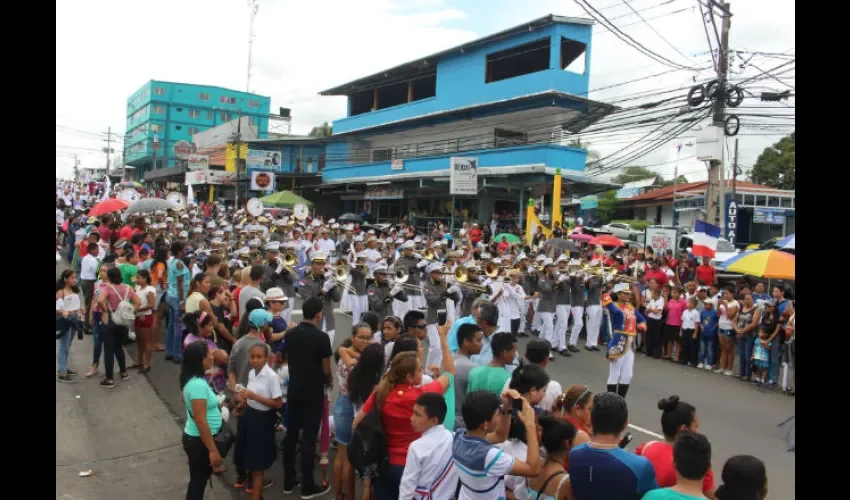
[
  {"xmin": 338, "ymin": 213, "xmax": 364, "ymax": 223},
  {"xmin": 544, "ymin": 238, "xmax": 580, "ymax": 258}
]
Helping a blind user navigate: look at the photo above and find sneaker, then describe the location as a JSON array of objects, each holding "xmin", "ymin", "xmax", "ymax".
[
  {"xmin": 246, "ymin": 479, "xmax": 273, "ymax": 493},
  {"xmin": 704, "ymin": 365, "xmax": 713, "ymax": 370},
  {"xmin": 57, "ymin": 374, "xmax": 77, "ymax": 383},
  {"xmin": 696, "ymin": 363, "xmax": 704, "ymax": 369},
  {"xmin": 713, "ymin": 367, "xmax": 724, "ymax": 373},
  {"xmin": 591, "ymin": 346, "xmax": 601, "ymax": 351},
  {"xmin": 568, "ymin": 345, "xmax": 580, "ymax": 353},
  {"xmin": 67, "ymin": 369, "xmax": 78, "ymax": 375},
  {"xmin": 283, "ymin": 481, "xmax": 301, "ymax": 494},
  {"xmin": 120, "ymin": 372, "xmax": 130, "ymax": 381},
  {"xmin": 751, "ymin": 378, "xmax": 762, "ymax": 385},
  {"xmin": 724, "ymin": 370, "xmax": 734, "ymax": 376},
  {"xmin": 300, "ymin": 484, "xmax": 331, "ymax": 499},
  {"xmin": 101, "ymin": 379, "xmax": 116, "ymax": 388}
]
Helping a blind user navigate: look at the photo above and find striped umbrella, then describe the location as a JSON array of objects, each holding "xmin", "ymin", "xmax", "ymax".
[
  {"xmin": 776, "ymin": 233, "xmax": 795, "ymax": 250},
  {"xmin": 718, "ymin": 249, "xmax": 795, "ymax": 280}
]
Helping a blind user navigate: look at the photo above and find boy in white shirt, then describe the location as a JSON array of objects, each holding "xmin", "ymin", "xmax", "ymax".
[{"xmin": 399, "ymin": 393, "xmax": 457, "ymax": 500}]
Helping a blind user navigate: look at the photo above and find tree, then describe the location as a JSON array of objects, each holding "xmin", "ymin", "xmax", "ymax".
[
  {"xmin": 611, "ymin": 166, "xmax": 657, "ymax": 185},
  {"xmin": 658, "ymin": 175, "xmax": 689, "ymax": 187},
  {"xmin": 567, "ymin": 138, "xmax": 601, "ymax": 161},
  {"xmin": 596, "ymin": 190, "xmax": 620, "ymax": 223},
  {"xmin": 748, "ymin": 132, "xmax": 795, "ymax": 189},
  {"xmin": 308, "ymin": 122, "xmax": 333, "ymax": 137}
]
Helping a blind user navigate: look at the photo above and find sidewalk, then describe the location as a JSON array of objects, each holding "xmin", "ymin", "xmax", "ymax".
[{"xmin": 56, "ymin": 331, "xmax": 236, "ymax": 500}]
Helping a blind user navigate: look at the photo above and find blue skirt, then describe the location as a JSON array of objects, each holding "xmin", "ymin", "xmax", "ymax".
[{"xmin": 240, "ymin": 406, "xmax": 277, "ymax": 472}]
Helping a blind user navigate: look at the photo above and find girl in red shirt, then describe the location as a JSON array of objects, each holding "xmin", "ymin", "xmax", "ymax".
[
  {"xmin": 635, "ymin": 395, "xmax": 716, "ymax": 498},
  {"xmin": 353, "ymin": 322, "xmax": 455, "ymax": 500},
  {"xmin": 553, "ymin": 384, "xmax": 593, "ymax": 471}
]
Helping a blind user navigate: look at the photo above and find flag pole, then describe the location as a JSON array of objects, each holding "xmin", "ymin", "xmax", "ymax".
[{"xmin": 672, "ymin": 144, "xmax": 682, "ymax": 227}]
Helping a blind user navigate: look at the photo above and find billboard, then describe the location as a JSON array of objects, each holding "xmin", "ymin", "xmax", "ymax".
[
  {"xmin": 449, "ymin": 157, "xmax": 478, "ymax": 195},
  {"xmin": 246, "ymin": 149, "xmax": 282, "ymax": 171},
  {"xmin": 250, "ymin": 170, "xmax": 274, "ymax": 192},
  {"xmin": 187, "ymin": 154, "xmax": 209, "ymax": 171}
]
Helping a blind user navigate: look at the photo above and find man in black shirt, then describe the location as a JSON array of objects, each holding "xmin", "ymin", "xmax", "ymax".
[{"xmin": 282, "ymin": 297, "xmax": 333, "ymax": 497}]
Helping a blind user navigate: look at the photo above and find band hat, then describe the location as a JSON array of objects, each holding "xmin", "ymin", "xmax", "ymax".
[{"xmin": 613, "ymin": 282, "xmax": 631, "ymax": 294}]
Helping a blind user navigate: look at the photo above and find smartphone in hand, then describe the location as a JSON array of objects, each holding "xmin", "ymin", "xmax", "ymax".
[{"xmin": 437, "ymin": 309, "xmax": 447, "ymax": 326}]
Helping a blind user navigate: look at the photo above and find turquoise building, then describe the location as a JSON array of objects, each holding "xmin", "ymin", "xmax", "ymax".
[{"xmin": 124, "ymin": 80, "xmax": 271, "ymax": 182}]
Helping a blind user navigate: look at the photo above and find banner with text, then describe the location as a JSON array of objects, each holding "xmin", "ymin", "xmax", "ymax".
[{"xmin": 450, "ymin": 157, "xmax": 478, "ymax": 195}]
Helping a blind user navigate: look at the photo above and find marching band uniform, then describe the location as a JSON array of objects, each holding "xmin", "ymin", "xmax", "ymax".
[
  {"xmin": 603, "ymin": 283, "xmax": 647, "ymax": 398},
  {"xmin": 298, "ymin": 253, "xmax": 341, "ymax": 345},
  {"xmin": 584, "ymin": 275, "xmax": 605, "ymax": 350},
  {"xmin": 348, "ymin": 258, "xmax": 368, "ymax": 323},
  {"xmin": 394, "ymin": 241, "xmax": 425, "ymax": 310},
  {"xmin": 536, "ymin": 260, "xmax": 557, "ymax": 354},
  {"xmin": 423, "ymin": 264, "xmax": 461, "ymax": 369},
  {"xmin": 553, "ymin": 267, "xmax": 572, "ymax": 354},
  {"xmin": 519, "ymin": 258, "xmax": 537, "ymax": 334},
  {"xmin": 367, "ymin": 266, "xmax": 408, "ymax": 324},
  {"xmin": 567, "ymin": 272, "xmax": 587, "ymax": 351}
]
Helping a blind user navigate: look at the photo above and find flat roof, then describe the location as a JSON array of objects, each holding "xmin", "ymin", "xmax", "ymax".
[
  {"xmin": 129, "ymin": 80, "xmax": 270, "ymax": 100},
  {"xmin": 320, "ymin": 14, "xmax": 593, "ymax": 96}
]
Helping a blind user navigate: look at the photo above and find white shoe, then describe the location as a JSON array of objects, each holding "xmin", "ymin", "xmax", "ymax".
[
  {"xmin": 704, "ymin": 365, "xmax": 713, "ymax": 370},
  {"xmin": 713, "ymin": 367, "xmax": 724, "ymax": 373},
  {"xmin": 697, "ymin": 363, "xmax": 704, "ymax": 369},
  {"xmin": 724, "ymin": 370, "xmax": 734, "ymax": 376}
]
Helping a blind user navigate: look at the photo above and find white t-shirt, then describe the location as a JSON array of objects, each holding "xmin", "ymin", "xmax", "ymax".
[
  {"xmin": 681, "ymin": 308, "xmax": 701, "ymax": 330},
  {"xmin": 57, "ymin": 292, "xmax": 81, "ymax": 313},
  {"xmin": 80, "ymin": 254, "xmax": 100, "ymax": 281},
  {"xmin": 136, "ymin": 285, "xmax": 156, "ymax": 316},
  {"xmin": 56, "ymin": 209, "xmax": 64, "ymax": 225},
  {"xmin": 646, "ymin": 298, "xmax": 665, "ymax": 320},
  {"xmin": 498, "ymin": 439, "xmax": 529, "ymax": 500},
  {"xmin": 246, "ymin": 364, "xmax": 283, "ymax": 411},
  {"xmin": 718, "ymin": 300, "xmax": 738, "ymax": 330}
]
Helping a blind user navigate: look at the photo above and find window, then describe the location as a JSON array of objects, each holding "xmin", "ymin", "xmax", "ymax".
[
  {"xmin": 318, "ymin": 154, "xmax": 326, "ymax": 171},
  {"xmin": 152, "ymin": 105, "xmax": 164, "ymax": 114},
  {"xmin": 150, "ymin": 123, "xmax": 162, "ymax": 133},
  {"xmin": 306, "ymin": 157, "xmax": 314, "ymax": 173},
  {"xmin": 176, "ymin": 107, "xmax": 183, "ymax": 112},
  {"xmin": 154, "ymin": 87, "xmax": 165, "ymax": 95},
  {"xmin": 176, "ymin": 125, "xmax": 182, "ymax": 131},
  {"xmin": 206, "ymin": 111, "xmax": 213, "ymax": 119},
  {"xmin": 199, "ymin": 92, "xmax": 210, "ymax": 101},
  {"xmin": 188, "ymin": 127, "xmax": 199, "ymax": 137},
  {"xmin": 219, "ymin": 96, "xmax": 237, "ymax": 104},
  {"xmin": 494, "ymin": 128, "xmax": 528, "ymax": 147},
  {"xmin": 248, "ymin": 99, "xmax": 259, "ymax": 108},
  {"xmin": 220, "ymin": 112, "xmax": 233, "ymax": 122},
  {"xmin": 485, "ymin": 38, "xmax": 550, "ymax": 83},
  {"xmin": 189, "ymin": 109, "xmax": 200, "ymax": 119},
  {"xmin": 560, "ymin": 37, "xmax": 588, "ymax": 74},
  {"xmin": 249, "ymin": 117, "xmax": 258, "ymax": 126},
  {"xmin": 372, "ymin": 148, "xmax": 392, "ymax": 162}
]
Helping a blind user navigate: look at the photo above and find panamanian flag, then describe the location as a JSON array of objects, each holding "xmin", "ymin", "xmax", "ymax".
[{"xmin": 692, "ymin": 220, "xmax": 720, "ymax": 258}]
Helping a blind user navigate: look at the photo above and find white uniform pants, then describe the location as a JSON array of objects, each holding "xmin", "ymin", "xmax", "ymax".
[
  {"xmin": 321, "ymin": 317, "xmax": 336, "ymax": 346},
  {"xmin": 569, "ymin": 306, "xmax": 585, "ymax": 346},
  {"xmin": 426, "ymin": 324, "xmax": 442, "ymax": 370},
  {"xmin": 410, "ymin": 295, "xmax": 426, "ymax": 310},
  {"xmin": 585, "ymin": 305, "xmax": 603, "ymax": 348},
  {"xmin": 350, "ymin": 295, "xmax": 367, "ymax": 323},
  {"xmin": 340, "ymin": 277, "xmax": 353, "ymax": 311},
  {"xmin": 539, "ymin": 312, "xmax": 555, "ymax": 347},
  {"xmin": 282, "ymin": 300, "xmax": 294, "ymax": 326},
  {"xmin": 498, "ymin": 305, "xmax": 512, "ymax": 335},
  {"xmin": 394, "ymin": 297, "xmax": 411, "ymax": 321},
  {"xmin": 532, "ymin": 299, "xmax": 543, "ymax": 331},
  {"xmin": 553, "ymin": 305, "xmax": 570, "ymax": 351},
  {"xmin": 607, "ymin": 347, "xmax": 635, "ymax": 385},
  {"xmin": 519, "ymin": 300, "xmax": 529, "ymax": 333}
]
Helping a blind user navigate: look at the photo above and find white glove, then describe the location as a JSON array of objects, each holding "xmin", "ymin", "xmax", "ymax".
[
  {"xmin": 417, "ymin": 259, "xmax": 428, "ymax": 269},
  {"xmin": 414, "ymin": 253, "xmax": 423, "ymax": 260},
  {"xmin": 391, "ymin": 284, "xmax": 404, "ymax": 297},
  {"xmin": 448, "ymin": 285, "xmax": 461, "ymax": 295},
  {"xmin": 559, "ymin": 274, "xmax": 569, "ymax": 283},
  {"xmin": 322, "ymin": 279, "xmax": 336, "ymax": 293}
]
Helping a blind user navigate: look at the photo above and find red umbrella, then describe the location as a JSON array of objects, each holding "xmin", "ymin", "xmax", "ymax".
[
  {"xmin": 589, "ymin": 234, "xmax": 625, "ymax": 247},
  {"xmin": 570, "ymin": 233, "xmax": 593, "ymax": 243},
  {"xmin": 88, "ymin": 198, "xmax": 130, "ymax": 217}
]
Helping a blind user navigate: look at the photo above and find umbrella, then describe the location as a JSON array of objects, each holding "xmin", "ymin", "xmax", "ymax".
[
  {"xmin": 777, "ymin": 415, "xmax": 795, "ymax": 452},
  {"xmin": 259, "ymin": 190, "xmax": 314, "ymax": 208},
  {"xmin": 718, "ymin": 249, "xmax": 795, "ymax": 280},
  {"xmin": 776, "ymin": 233, "xmax": 795, "ymax": 250},
  {"xmin": 589, "ymin": 234, "xmax": 625, "ymax": 247},
  {"xmin": 494, "ymin": 233, "xmax": 521, "ymax": 244},
  {"xmin": 338, "ymin": 213, "xmax": 364, "ymax": 223},
  {"xmin": 126, "ymin": 198, "xmax": 177, "ymax": 214},
  {"xmin": 570, "ymin": 233, "xmax": 593, "ymax": 243},
  {"xmin": 88, "ymin": 198, "xmax": 131, "ymax": 217},
  {"xmin": 119, "ymin": 181, "xmax": 144, "ymax": 189},
  {"xmin": 544, "ymin": 238, "xmax": 580, "ymax": 258}
]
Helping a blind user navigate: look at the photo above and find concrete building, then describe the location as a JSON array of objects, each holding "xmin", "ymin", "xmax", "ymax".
[{"xmin": 125, "ymin": 80, "xmax": 271, "ymax": 183}]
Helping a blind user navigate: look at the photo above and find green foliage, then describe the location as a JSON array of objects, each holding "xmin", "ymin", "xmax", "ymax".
[
  {"xmin": 611, "ymin": 166, "xmax": 657, "ymax": 185},
  {"xmin": 308, "ymin": 122, "xmax": 333, "ymax": 137},
  {"xmin": 596, "ymin": 190, "xmax": 620, "ymax": 223},
  {"xmin": 611, "ymin": 219, "xmax": 652, "ymax": 231},
  {"xmin": 658, "ymin": 175, "xmax": 689, "ymax": 187},
  {"xmin": 748, "ymin": 132, "xmax": 795, "ymax": 189}
]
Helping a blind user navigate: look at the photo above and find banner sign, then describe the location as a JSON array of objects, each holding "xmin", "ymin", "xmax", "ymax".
[{"xmin": 449, "ymin": 157, "xmax": 478, "ymax": 195}]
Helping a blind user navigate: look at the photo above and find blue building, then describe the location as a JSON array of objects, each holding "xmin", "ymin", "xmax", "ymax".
[
  {"xmin": 125, "ymin": 80, "xmax": 271, "ymax": 184},
  {"xmin": 315, "ymin": 14, "xmax": 618, "ymax": 228}
]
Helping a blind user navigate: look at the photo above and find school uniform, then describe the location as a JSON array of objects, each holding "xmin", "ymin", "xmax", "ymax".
[
  {"xmin": 398, "ymin": 426, "xmax": 457, "ymax": 500},
  {"xmin": 235, "ymin": 364, "xmax": 282, "ymax": 473}
]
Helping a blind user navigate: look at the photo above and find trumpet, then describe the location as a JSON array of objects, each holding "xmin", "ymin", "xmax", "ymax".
[
  {"xmin": 454, "ymin": 266, "xmax": 492, "ymax": 293},
  {"xmin": 278, "ymin": 250, "xmax": 298, "ymax": 274},
  {"xmin": 484, "ymin": 262, "xmax": 503, "ymax": 278},
  {"xmin": 422, "ymin": 248, "xmax": 441, "ymax": 262},
  {"xmin": 610, "ymin": 273, "xmax": 639, "ymax": 283}
]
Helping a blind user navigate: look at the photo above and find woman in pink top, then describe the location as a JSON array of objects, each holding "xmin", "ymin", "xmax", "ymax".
[
  {"xmin": 96, "ymin": 267, "xmax": 140, "ymax": 388},
  {"xmin": 662, "ymin": 287, "xmax": 687, "ymax": 361}
]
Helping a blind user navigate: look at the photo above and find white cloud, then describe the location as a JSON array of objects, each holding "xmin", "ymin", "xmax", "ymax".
[{"xmin": 56, "ymin": 0, "xmax": 793, "ymax": 182}]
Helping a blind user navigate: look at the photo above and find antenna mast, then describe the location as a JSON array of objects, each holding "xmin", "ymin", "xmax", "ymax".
[{"xmin": 246, "ymin": 0, "xmax": 259, "ymax": 93}]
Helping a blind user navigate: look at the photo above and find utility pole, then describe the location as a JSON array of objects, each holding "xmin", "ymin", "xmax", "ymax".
[
  {"xmin": 246, "ymin": 0, "xmax": 259, "ymax": 93},
  {"xmin": 706, "ymin": 2, "xmax": 731, "ymax": 234},
  {"xmin": 232, "ymin": 111, "xmax": 243, "ymax": 208},
  {"xmin": 103, "ymin": 126, "xmax": 113, "ymax": 176}
]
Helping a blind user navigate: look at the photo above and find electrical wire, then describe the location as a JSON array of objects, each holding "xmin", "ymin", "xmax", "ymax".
[{"xmin": 619, "ymin": 0, "xmax": 699, "ymax": 66}]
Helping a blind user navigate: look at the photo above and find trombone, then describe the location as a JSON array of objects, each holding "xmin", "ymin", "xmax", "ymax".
[
  {"xmin": 387, "ymin": 267, "xmax": 426, "ymax": 292},
  {"xmin": 330, "ymin": 264, "xmax": 357, "ymax": 294},
  {"xmin": 454, "ymin": 266, "xmax": 492, "ymax": 293},
  {"xmin": 422, "ymin": 248, "xmax": 441, "ymax": 262},
  {"xmin": 277, "ymin": 250, "xmax": 298, "ymax": 274}
]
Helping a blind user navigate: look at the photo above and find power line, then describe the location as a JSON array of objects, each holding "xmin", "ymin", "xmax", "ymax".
[{"xmin": 619, "ymin": 0, "xmax": 699, "ymax": 66}]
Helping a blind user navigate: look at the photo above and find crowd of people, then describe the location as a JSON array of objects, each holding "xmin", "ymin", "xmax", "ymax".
[{"xmin": 55, "ymin": 178, "xmax": 786, "ymax": 500}]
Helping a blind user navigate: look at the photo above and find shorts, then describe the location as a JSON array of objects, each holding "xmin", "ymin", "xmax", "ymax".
[
  {"xmin": 134, "ymin": 315, "xmax": 153, "ymax": 329},
  {"xmin": 720, "ymin": 328, "xmax": 735, "ymax": 338},
  {"xmin": 662, "ymin": 323, "xmax": 680, "ymax": 343},
  {"xmin": 331, "ymin": 393, "xmax": 355, "ymax": 446}
]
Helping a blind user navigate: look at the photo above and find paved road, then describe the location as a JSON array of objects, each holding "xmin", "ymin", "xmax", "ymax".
[{"xmin": 58, "ymin": 259, "xmax": 795, "ymax": 499}]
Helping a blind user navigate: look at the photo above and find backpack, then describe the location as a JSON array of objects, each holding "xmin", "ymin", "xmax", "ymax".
[
  {"xmin": 108, "ymin": 285, "xmax": 136, "ymax": 327},
  {"xmin": 347, "ymin": 407, "xmax": 388, "ymax": 480}
]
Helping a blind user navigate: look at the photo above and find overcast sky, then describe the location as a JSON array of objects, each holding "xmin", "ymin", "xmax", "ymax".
[{"xmin": 56, "ymin": 0, "xmax": 794, "ymax": 181}]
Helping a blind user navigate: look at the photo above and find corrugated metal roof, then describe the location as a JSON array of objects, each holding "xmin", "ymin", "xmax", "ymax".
[{"xmin": 621, "ymin": 180, "xmax": 788, "ymax": 204}]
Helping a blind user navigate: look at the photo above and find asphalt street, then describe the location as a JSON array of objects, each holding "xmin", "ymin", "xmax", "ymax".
[{"xmin": 57, "ymin": 259, "xmax": 796, "ymax": 499}]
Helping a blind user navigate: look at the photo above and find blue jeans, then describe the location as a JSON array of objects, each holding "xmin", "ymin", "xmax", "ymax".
[
  {"xmin": 92, "ymin": 312, "xmax": 105, "ymax": 366},
  {"xmin": 165, "ymin": 294, "xmax": 183, "ymax": 359},
  {"xmin": 57, "ymin": 323, "xmax": 76, "ymax": 375},
  {"xmin": 737, "ymin": 335, "xmax": 755, "ymax": 378},
  {"xmin": 768, "ymin": 337, "xmax": 781, "ymax": 383},
  {"xmin": 700, "ymin": 336, "xmax": 717, "ymax": 366}
]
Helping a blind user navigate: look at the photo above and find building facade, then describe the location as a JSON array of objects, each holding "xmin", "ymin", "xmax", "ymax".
[{"xmin": 125, "ymin": 80, "xmax": 271, "ymax": 182}]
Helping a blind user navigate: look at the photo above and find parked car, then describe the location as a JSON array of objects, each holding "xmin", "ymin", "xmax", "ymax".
[
  {"xmin": 601, "ymin": 222, "xmax": 638, "ymax": 239},
  {"xmin": 679, "ymin": 233, "xmax": 739, "ymax": 268}
]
